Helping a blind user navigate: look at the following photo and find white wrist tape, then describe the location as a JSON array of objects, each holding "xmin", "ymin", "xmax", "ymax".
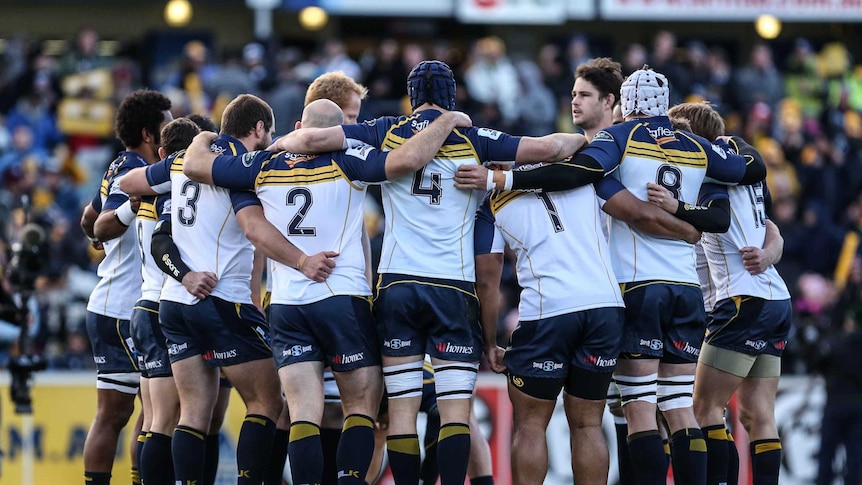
[
  {"xmin": 485, "ymin": 170, "xmax": 496, "ymax": 191},
  {"xmin": 114, "ymin": 200, "xmax": 136, "ymax": 226},
  {"xmin": 503, "ymin": 170, "xmax": 513, "ymax": 191}
]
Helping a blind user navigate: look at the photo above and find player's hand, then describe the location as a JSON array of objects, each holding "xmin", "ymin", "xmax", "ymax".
[
  {"xmin": 129, "ymin": 195, "xmax": 141, "ymax": 213},
  {"xmin": 740, "ymin": 246, "xmax": 769, "ymax": 275},
  {"xmin": 193, "ymin": 131, "xmax": 218, "ymax": 147},
  {"xmin": 683, "ymin": 228, "xmax": 702, "ymax": 245},
  {"xmin": 454, "ymin": 164, "xmax": 489, "ymax": 190},
  {"xmin": 484, "ymin": 345, "xmax": 507, "ymax": 374},
  {"xmin": 445, "ymin": 111, "xmax": 473, "ymax": 128},
  {"xmin": 182, "ymin": 271, "xmax": 218, "ymax": 299},
  {"xmin": 301, "ymin": 251, "xmax": 338, "ymax": 282},
  {"xmin": 646, "ymin": 183, "xmax": 678, "ymax": 213}
]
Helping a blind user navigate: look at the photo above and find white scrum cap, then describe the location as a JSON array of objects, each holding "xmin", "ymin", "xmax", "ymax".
[{"xmin": 620, "ymin": 66, "xmax": 669, "ymax": 118}]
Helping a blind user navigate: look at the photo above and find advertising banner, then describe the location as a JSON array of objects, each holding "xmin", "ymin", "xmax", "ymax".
[{"xmin": 600, "ymin": 0, "xmax": 862, "ymax": 21}]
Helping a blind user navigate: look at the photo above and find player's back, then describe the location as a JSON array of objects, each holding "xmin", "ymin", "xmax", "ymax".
[
  {"xmin": 597, "ymin": 118, "xmax": 712, "ymax": 284},
  {"xmin": 136, "ymin": 194, "xmax": 168, "ymax": 302},
  {"xmin": 701, "ymin": 182, "xmax": 790, "ymax": 301},
  {"xmin": 343, "ymin": 110, "xmax": 521, "ymax": 282},
  {"xmin": 255, "ymin": 150, "xmax": 371, "ymax": 305},
  {"xmin": 87, "ymin": 153, "xmax": 143, "ymax": 319},
  {"xmin": 481, "ymin": 180, "xmax": 623, "ymax": 320},
  {"xmin": 161, "ymin": 140, "xmax": 254, "ymax": 305}
]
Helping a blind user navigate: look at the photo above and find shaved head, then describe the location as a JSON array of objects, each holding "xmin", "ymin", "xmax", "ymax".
[{"xmin": 301, "ymin": 99, "xmax": 344, "ymax": 129}]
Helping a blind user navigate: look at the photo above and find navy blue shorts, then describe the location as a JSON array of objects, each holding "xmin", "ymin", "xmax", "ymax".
[
  {"xmin": 619, "ymin": 281, "xmax": 706, "ymax": 363},
  {"xmin": 159, "ymin": 296, "xmax": 272, "ymax": 367},
  {"xmin": 504, "ymin": 307, "xmax": 624, "ymax": 380},
  {"xmin": 130, "ymin": 299, "xmax": 171, "ymax": 378},
  {"xmin": 270, "ymin": 295, "xmax": 380, "ymax": 372},
  {"xmin": 86, "ymin": 311, "xmax": 139, "ymax": 374},
  {"xmin": 375, "ymin": 274, "xmax": 480, "ymax": 362},
  {"xmin": 705, "ymin": 297, "xmax": 792, "ymax": 356}
]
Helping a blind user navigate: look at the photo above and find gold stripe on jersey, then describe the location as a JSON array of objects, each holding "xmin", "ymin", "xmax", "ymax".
[
  {"xmin": 116, "ymin": 318, "xmax": 137, "ymax": 369},
  {"xmin": 256, "ymin": 161, "xmax": 348, "ymax": 187},
  {"xmin": 214, "ymin": 208, "xmax": 232, "ymax": 272},
  {"xmin": 99, "ymin": 177, "xmax": 109, "ymax": 198},
  {"xmin": 137, "ymin": 201, "xmax": 158, "ymax": 221},
  {"xmin": 458, "ymin": 188, "xmax": 477, "ymax": 280},
  {"xmin": 489, "ymin": 191, "xmax": 529, "ymax": 215},
  {"xmin": 499, "ymin": 225, "xmax": 545, "ymax": 316},
  {"xmin": 170, "ymin": 153, "xmax": 186, "ymax": 173},
  {"xmin": 381, "ymin": 131, "xmax": 480, "ymax": 161},
  {"xmin": 624, "ymin": 141, "xmax": 708, "ymax": 168},
  {"xmin": 377, "ymin": 279, "xmax": 478, "ymax": 299},
  {"xmin": 132, "ymin": 305, "xmax": 159, "ymax": 314}
]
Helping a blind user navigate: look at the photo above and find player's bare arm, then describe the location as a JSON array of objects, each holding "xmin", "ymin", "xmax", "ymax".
[
  {"xmin": 740, "ymin": 219, "xmax": 784, "ymax": 275},
  {"xmin": 475, "ymin": 252, "xmax": 506, "ymax": 373},
  {"xmin": 268, "ymin": 125, "xmax": 346, "ymax": 154},
  {"xmin": 180, "ymin": 131, "xmax": 220, "ymax": 184},
  {"xmin": 383, "ymin": 111, "xmax": 472, "ymax": 179},
  {"xmin": 93, "ymin": 195, "xmax": 140, "ymax": 241},
  {"xmin": 80, "ymin": 202, "xmax": 103, "ymax": 249},
  {"xmin": 235, "ymin": 205, "xmax": 336, "ymax": 283},
  {"xmin": 603, "ymin": 189, "xmax": 702, "ymax": 244},
  {"xmin": 119, "ymin": 166, "xmax": 159, "ymax": 196}
]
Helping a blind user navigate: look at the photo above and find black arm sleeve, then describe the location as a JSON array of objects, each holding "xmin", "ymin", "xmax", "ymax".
[
  {"xmin": 150, "ymin": 220, "xmax": 192, "ymax": 283},
  {"xmin": 511, "ymin": 153, "xmax": 606, "ymax": 192},
  {"xmin": 729, "ymin": 136, "xmax": 767, "ymax": 185},
  {"xmin": 674, "ymin": 198, "xmax": 731, "ymax": 233}
]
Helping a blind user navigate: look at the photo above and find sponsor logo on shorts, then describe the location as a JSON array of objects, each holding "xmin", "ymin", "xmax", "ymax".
[
  {"xmin": 383, "ymin": 338, "xmax": 411, "ymax": 350},
  {"xmin": 774, "ymin": 340, "xmax": 786, "ymax": 350},
  {"xmin": 745, "ymin": 339, "xmax": 767, "ymax": 351},
  {"xmin": 145, "ymin": 360, "xmax": 163, "ymax": 370},
  {"xmin": 639, "ymin": 339, "xmax": 663, "ymax": 351},
  {"xmin": 436, "ymin": 342, "xmax": 474, "ymax": 355},
  {"xmin": 533, "ymin": 361, "xmax": 564, "ymax": 372},
  {"xmin": 584, "ymin": 355, "xmax": 617, "ymax": 367},
  {"xmin": 511, "ymin": 376, "xmax": 525, "ymax": 388},
  {"xmin": 672, "ymin": 340, "xmax": 701, "ymax": 356},
  {"xmin": 286, "ymin": 344, "xmax": 313, "ymax": 357},
  {"xmin": 94, "ymin": 355, "xmax": 107, "ymax": 364},
  {"xmin": 168, "ymin": 342, "xmax": 188, "ymax": 355},
  {"xmin": 332, "ymin": 352, "xmax": 365, "ymax": 365},
  {"xmin": 203, "ymin": 349, "xmax": 238, "ymax": 361},
  {"xmin": 338, "ymin": 470, "xmax": 361, "ymax": 479}
]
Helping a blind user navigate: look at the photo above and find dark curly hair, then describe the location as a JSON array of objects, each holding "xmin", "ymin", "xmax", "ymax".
[
  {"xmin": 186, "ymin": 113, "xmax": 218, "ymax": 133},
  {"xmin": 114, "ymin": 89, "xmax": 172, "ymax": 148}
]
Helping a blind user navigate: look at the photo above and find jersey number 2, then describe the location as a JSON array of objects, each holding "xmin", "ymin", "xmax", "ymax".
[{"xmin": 286, "ymin": 188, "xmax": 316, "ymax": 236}]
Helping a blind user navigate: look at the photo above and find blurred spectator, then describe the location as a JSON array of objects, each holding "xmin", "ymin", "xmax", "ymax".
[
  {"xmin": 164, "ymin": 40, "xmax": 218, "ymax": 116},
  {"xmin": 649, "ymin": 30, "xmax": 690, "ymax": 105},
  {"xmin": 58, "ymin": 26, "xmax": 114, "ymax": 78},
  {"xmin": 512, "ymin": 60, "xmax": 556, "ymax": 136},
  {"xmin": 49, "ymin": 329, "xmax": 95, "ymax": 370},
  {"xmin": 622, "ymin": 42, "xmax": 648, "ymax": 75},
  {"xmin": 464, "ymin": 36, "xmax": 521, "ymax": 129},
  {"xmin": 784, "ymin": 38, "xmax": 824, "ymax": 120},
  {"xmin": 268, "ymin": 47, "xmax": 307, "ymax": 136},
  {"xmin": 733, "ymin": 43, "xmax": 785, "ymax": 114},
  {"xmin": 363, "ymin": 38, "xmax": 408, "ymax": 119},
  {"xmin": 0, "ymin": 125, "xmax": 50, "ymax": 178},
  {"xmin": 566, "ymin": 34, "xmax": 593, "ymax": 72},
  {"xmin": 319, "ymin": 39, "xmax": 361, "ymax": 81}
]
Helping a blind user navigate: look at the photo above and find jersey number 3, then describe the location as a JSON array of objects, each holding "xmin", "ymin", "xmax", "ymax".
[{"xmin": 178, "ymin": 180, "xmax": 200, "ymax": 226}]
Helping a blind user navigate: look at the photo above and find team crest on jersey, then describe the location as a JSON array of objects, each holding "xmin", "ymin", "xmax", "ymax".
[
  {"xmin": 477, "ymin": 128, "xmax": 502, "ymax": 140},
  {"xmin": 241, "ymin": 151, "xmax": 259, "ymax": 167},
  {"xmin": 710, "ymin": 143, "xmax": 728, "ymax": 159},
  {"xmin": 592, "ymin": 130, "xmax": 614, "ymax": 142},
  {"xmin": 346, "ymin": 143, "xmax": 375, "ymax": 161}
]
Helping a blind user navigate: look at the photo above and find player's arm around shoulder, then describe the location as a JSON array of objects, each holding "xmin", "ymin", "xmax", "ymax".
[
  {"xmin": 182, "ymin": 131, "xmax": 220, "ymax": 184},
  {"xmin": 268, "ymin": 125, "xmax": 347, "ymax": 154},
  {"xmin": 514, "ymin": 132, "xmax": 587, "ymax": 164},
  {"xmin": 599, "ymin": 177, "xmax": 701, "ymax": 244},
  {"xmin": 383, "ymin": 110, "xmax": 472, "ymax": 179}
]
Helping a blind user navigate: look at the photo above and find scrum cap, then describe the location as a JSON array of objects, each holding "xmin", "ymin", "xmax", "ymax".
[
  {"xmin": 620, "ymin": 66, "xmax": 669, "ymax": 118},
  {"xmin": 407, "ymin": 60, "xmax": 456, "ymax": 111}
]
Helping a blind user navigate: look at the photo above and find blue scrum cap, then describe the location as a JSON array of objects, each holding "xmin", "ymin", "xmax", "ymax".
[{"xmin": 407, "ymin": 60, "xmax": 456, "ymax": 111}]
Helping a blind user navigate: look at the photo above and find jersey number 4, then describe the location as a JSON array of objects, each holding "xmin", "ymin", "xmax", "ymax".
[{"xmin": 411, "ymin": 166, "xmax": 442, "ymax": 205}]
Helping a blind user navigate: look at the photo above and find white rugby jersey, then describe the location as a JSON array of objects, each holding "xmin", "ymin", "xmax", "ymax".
[
  {"xmin": 699, "ymin": 182, "xmax": 790, "ymax": 302},
  {"xmin": 475, "ymin": 182, "xmax": 623, "ymax": 320},
  {"xmin": 695, "ymin": 242, "xmax": 716, "ymax": 311},
  {"xmin": 587, "ymin": 117, "xmax": 753, "ymax": 285},
  {"xmin": 87, "ymin": 152, "xmax": 144, "ymax": 319},
  {"xmin": 208, "ymin": 143, "xmax": 391, "ymax": 305},
  {"xmin": 136, "ymin": 195, "xmax": 169, "ymax": 302},
  {"xmin": 342, "ymin": 110, "xmax": 521, "ymax": 282},
  {"xmin": 146, "ymin": 137, "xmax": 256, "ymax": 305}
]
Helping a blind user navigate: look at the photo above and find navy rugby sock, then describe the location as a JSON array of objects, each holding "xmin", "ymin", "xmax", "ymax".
[
  {"xmin": 671, "ymin": 428, "xmax": 707, "ymax": 485},
  {"xmin": 727, "ymin": 432, "xmax": 739, "ymax": 485},
  {"xmin": 289, "ymin": 421, "xmax": 323, "ymax": 485},
  {"xmin": 264, "ymin": 427, "xmax": 290, "ymax": 485},
  {"xmin": 321, "ymin": 426, "xmax": 342, "ymax": 485},
  {"xmin": 173, "ymin": 425, "xmax": 207, "ymax": 485},
  {"xmin": 204, "ymin": 434, "xmax": 220, "ymax": 485},
  {"xmin": 337, "ymin": 414, "xmax": 375, "ymax": 484},
  {"xmin": 470, "ymin": 476, "xmax": 494, "ymax": 485},
  {"xmin": 437, "ymin": 423, "xmax": 471, "ymax": 485},
  {"xmin": 703, "ymin": 425, "xmax": 730, "ymax": 485},
  {"xmin": 750, "ymin": 439, "xmax": 781, "ymax": 485},
  {"xmin": 627, "ymin": 430, "xmax": 668, "ymax": 485},
  {"xmin": 83, "ymin": 471, "xmax": 111, "ymax": 485},
  {"xmin": 386, "ymin": 434, "xmax": 421, "ymax": 485},
  {"xmin": 141, "ymin": 432, "xmax": 174, "ymax": 485},
  {"xmin": 237, "ymin": 414, "xmax": 276, "ymax": 484}
]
